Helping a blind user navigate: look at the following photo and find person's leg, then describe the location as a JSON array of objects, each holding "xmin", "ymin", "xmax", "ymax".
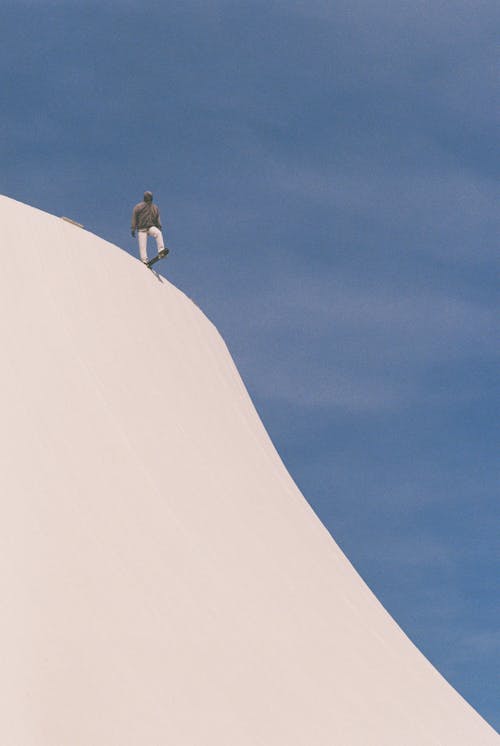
[
  {"xmin": 138, "ymin": 230, "xmax": 148, "ymax": 262},
  {"xmin": 148, "ymin": 226, "xmax": 165, "ymax": 253}
]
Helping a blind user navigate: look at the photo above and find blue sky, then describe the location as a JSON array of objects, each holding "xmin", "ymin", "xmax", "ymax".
[{"xmin": 2, "ymin": 0, "xmax": 498, "ymax": 729}]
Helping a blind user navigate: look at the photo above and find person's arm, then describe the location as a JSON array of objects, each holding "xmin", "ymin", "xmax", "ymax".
[
  {"xmin": 131, "ymin": 205, "xmax": 138, "ymax": 236},
  {"xmin": 155, "ymin": 206, "xmax": 162, "ymax": 231}
]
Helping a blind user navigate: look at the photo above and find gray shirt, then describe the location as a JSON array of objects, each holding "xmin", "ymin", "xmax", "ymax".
[{"xmin": 131, "ymin": 202, "xmax": 162, "ymax": 231}]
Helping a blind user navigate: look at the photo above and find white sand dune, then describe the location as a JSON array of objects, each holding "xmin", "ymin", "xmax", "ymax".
[{"xmin": 0, "ymin": 195, "xmax": 497, "ymax": 745}]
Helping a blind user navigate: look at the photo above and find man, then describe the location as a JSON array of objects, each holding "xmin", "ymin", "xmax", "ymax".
[{"xmin": 131, "ymin": 191, "xmax": 168, "ymax": 264}]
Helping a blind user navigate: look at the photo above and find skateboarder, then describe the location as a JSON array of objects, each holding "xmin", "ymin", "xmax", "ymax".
[{"xmin": 131, "ymin": 191, "xmax": 168, "ymax": 264}]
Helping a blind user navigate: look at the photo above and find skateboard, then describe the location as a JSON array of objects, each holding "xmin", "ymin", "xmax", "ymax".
[{"xmin": 146, "ymin": 248, "xmax": 170, "ymax": 268}]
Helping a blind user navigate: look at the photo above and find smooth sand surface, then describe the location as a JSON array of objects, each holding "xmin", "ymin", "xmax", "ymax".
[{"xmin": 0, "ymin": 195, "xmax": 497, "ymax": 744}]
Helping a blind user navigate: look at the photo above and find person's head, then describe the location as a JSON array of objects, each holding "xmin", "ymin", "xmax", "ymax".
[{"xmin": 144, "ymin": 191, "xmax": 153, "ymax": 203}]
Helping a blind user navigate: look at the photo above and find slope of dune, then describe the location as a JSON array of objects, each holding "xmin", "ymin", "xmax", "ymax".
[{"xmin": 0, "ymin": 195, "xmax": 496, "ymax": 745}]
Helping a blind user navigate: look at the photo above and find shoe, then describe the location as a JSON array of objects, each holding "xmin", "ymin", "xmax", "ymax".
[{"xmin": 158, "ymin": 248, "xmax": 169, "ymax": 258}]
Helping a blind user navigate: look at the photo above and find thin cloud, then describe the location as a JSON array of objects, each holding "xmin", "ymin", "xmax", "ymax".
[
  {"xmin": 452, "ymin": 631, "xmax": 500, "ymax": 664},
  {"xmin": 224, "ymin": 273, "xmax": 496, "ymax": 412}
]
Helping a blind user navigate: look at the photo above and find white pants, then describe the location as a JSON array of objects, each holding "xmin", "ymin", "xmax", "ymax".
[{"xmin": 138, "ymin": 227, "xmax": 165, "ymax": 262}]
